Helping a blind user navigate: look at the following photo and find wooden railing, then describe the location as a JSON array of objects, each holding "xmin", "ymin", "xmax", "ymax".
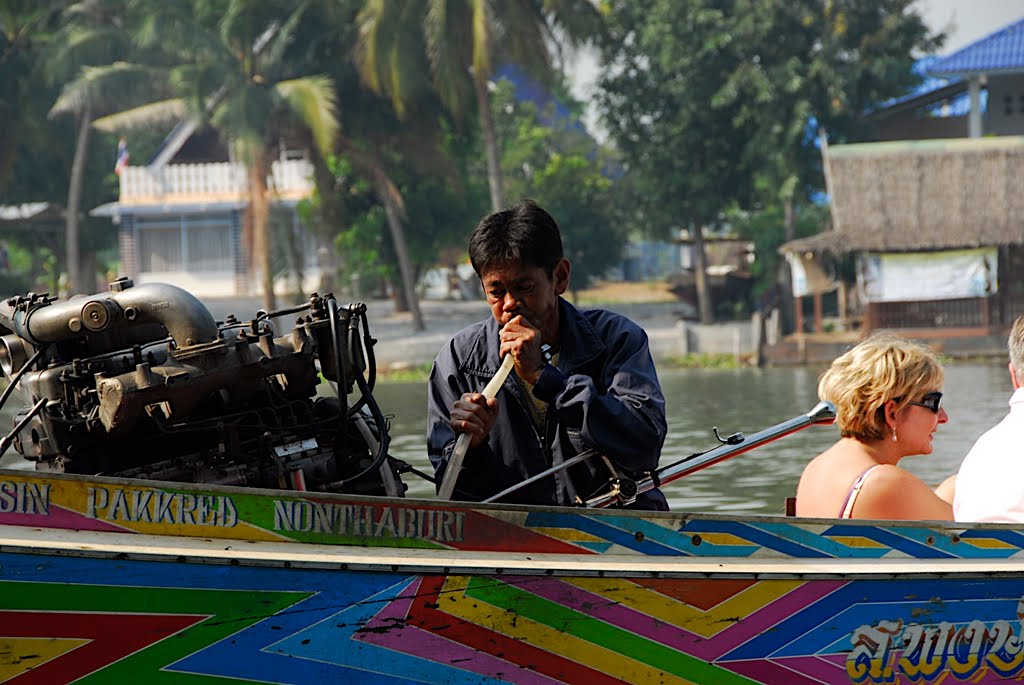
[
  {"xmin": 866, "ymin": 296, "xmax": 998, "ymax": 330},
  {"xmin": 119, "ymin": 159, "xmax": 314, "ymax": 201}
]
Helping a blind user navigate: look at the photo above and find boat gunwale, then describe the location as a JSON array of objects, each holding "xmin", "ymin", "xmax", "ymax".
[
  {"xmin": 0, "ymin": 465, "xmax": 979, "ymax": 528},
  {"xmin": 3, "ymin": 523, "xmax": 1024, "ymax": 580}
]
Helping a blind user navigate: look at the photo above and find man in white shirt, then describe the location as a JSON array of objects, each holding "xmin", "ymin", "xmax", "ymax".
[{"xmin": 954, "ymin": 315, "xmax": 1024, "ymax": 522}]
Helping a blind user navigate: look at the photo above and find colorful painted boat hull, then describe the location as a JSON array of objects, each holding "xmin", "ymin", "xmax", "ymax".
[{"xmin": 2, "ymin": 468, "xmax": 1024, "ymax": 684}]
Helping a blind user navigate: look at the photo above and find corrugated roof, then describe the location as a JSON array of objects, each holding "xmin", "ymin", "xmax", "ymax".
[
  {"xmin": 781, "ymin": 136, "xmax": 1024, "ymax": 254},
  {"xmin": 927, "ymin": 17, "xmax": 1024, "ymax": 76}
]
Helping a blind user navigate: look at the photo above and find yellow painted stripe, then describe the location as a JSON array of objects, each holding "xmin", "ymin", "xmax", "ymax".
[
  {"xmin": 566, "ymin": 577, "xmax": 802, "ymax": 638},
  {"xmin": 118, "ymin": 519, "xmax": 285, "ymax": 541},
  {"xmin": 827, "ymin": 536, "xmax": 888, "ymax": 548},
  {"xmin": 693, "ymin": 532, "xmax": 754, "ymax": 546},
  {"xmin": 32, "ymin": 479, "xmax": 285, "ymax": 542},
  {"xmin": 955, "ymin": 538, "xmax": 1018, "ymax": 550},
  {"xmin": 439, "ymin": 576, "xmax": 699, "ymax": 685},
  {"xmin": 0, "ymin": 637, "xmax": 88, "ymax": 682},
  {"xmin": 529, "ymin": 527, "xmax": 605, "ymax": 543}
]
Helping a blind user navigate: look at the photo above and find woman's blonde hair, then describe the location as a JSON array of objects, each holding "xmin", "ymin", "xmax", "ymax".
[{"xmin": 818, "ymin": 334, "xmax": 944, "ymax": 441}]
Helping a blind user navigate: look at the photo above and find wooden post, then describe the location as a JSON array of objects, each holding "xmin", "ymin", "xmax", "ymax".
[
  {"xmin": 837, "ymin": 282, "xmax": 847, "ymax": 330},
  {"xmin": 752, "ymin": 311, "xmax": 765, "ymax": 367},
  {"xmin": 795, "ymin": 295, "xmax": 804, "ymax": 335},
  {"xmin": 813, "ymin": 292, "xmax": 823, "ymax": 333}
]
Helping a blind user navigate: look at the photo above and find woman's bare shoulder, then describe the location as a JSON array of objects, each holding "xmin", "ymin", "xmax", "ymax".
[{"xmin": 855, "ymin": 465, "xmax": 953, "ymax": 521}]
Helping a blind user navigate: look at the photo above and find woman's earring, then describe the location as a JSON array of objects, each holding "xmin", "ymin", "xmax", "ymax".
[{"xmin": 892, "ymin": 428, "xmax": 898, "ymax": 443}]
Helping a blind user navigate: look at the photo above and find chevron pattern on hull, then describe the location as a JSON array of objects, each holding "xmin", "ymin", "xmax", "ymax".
[{"xmin": 4, "ymin": 551, "xmax": 1024, "ymax": 684}]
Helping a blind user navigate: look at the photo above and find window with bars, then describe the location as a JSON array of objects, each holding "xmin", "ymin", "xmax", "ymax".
[{"xmin": 136, "ymin": 214, "xmax": 233, "ymax": 273}]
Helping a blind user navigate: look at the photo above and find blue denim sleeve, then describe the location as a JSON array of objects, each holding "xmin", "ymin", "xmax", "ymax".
[{"xmin": 548, "ymin": 328, "xmax": 666, "ymax": 473}]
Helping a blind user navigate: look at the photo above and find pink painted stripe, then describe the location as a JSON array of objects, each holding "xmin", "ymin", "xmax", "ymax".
[
  {"xmin": 356, "ymin": 578, "xmax": 564, "ymax": 685},
  {"xmin": 518, "ymin": 576, "xmax": 847, "ymax": 662},
  {"xmin": 0, "ymin": 505, "xmax": 128, "ymax": 533},
  {"xmin": 706, "ymin": 579, "xmax": 848, "ymax": 657},
  {"xmin": 725, "ymin": 658, "xmax": 830, "ymax": 684}
]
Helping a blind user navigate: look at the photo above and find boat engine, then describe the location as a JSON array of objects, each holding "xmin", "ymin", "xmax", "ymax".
[{"xmin": 0, "ymin": 278, "xmax": 405, "ymax": 497}]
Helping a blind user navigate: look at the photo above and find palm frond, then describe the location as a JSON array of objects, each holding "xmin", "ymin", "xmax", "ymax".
[
  {"xmin": 258, "ymin": 0, "xmax": 310, "ymax": 72},
  {"xmin": 355, "ymin": 0, "xmax": 391, "ymax": 94},
  {"xmin": 90, "ymin": 98, "xmax": 186, "ymax": 131},
  {"xmin": 470, "ymin": 0, "xmax": 492, "ymax": 79},
  {"xmin": 500, "ymin": 0, "xmax": 553, "ymax": 78},
  {"xmin": 49, "ymin": 62, "xmax": 167, "ymax": 117},
  {"xmin": 425, "ymin": 0, "xmax": 473, "ymax": 118},
  {"xmin": 275, "ymin": 75, "xmax": 339, "ymax": 155}
]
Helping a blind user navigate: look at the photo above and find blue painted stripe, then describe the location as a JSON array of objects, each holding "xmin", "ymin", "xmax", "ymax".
[
  {"xmin": 745, "ymin": 521, "xmax": 889, "ymax": 559},
  {"xmin": 820, "ymin": 525, "xmax": 957, "ymax": 559},
  {"xmin": 958, "ymin": 527, "xmax": 1024, "ymax": 555},
  {"xmin": 273, "ymin": 579, "xmax": 508, "ymax": 684},
  {"xmin": 0, "ymin": 552, "xmax": 404, "ymax": 592},
  {"xmin": 524, "ymin": 512, "xmax": 681, "ymax": 556},
  {"xmin": 810, "ymin": 597, "xmax": 1024, "ymax": 655},
  {"xmin": 679, "ymin": 519, "xmax": 831, "ymax": 558},
  {"xmin": 170, "ymin": 581, "xmax": 428, "ymax": 684},
  {"xmin": 722, "ymin": 578, "xmax": 1024, "ymax": 661}
]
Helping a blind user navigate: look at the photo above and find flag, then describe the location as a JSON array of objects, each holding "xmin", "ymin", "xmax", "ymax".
[{"xmin": 114, "ymin": 137, "xmax": 130, "ymax": 175}]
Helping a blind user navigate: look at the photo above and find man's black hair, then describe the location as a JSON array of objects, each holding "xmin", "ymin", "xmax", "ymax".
[{"xmin": 468, "ymin": 199, "xmax": 564, "ymax": 278}]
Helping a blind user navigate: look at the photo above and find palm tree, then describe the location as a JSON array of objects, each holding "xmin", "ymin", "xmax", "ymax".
[
  {"xmin": 355, "ymin": 0, "xmax": 601, "ymax": 213},
  {"xmin": 46, "ymin": 0, "xmax": 138, "ymax": 294},
  {"xmin": 55, "ymin": 1, "xmax": 339, "ymax": 312}
]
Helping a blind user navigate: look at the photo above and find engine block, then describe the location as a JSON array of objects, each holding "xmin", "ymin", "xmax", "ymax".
[{"xmin": 0, "ymin": 279, "xmax": 404, "ymax": 497}]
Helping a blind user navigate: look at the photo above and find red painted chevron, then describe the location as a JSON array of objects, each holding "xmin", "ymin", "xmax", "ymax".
[
  {"xmin": 451, "ymin": 511, "xmax": 593, "ymax": 554},
  {"xmin": 1, "ymin": 610, "xmax": 205, "ymax": 684},
  {"xmin": 407, "ymin": 576, "xmax": 624, "ymax": 685},
  {"xmin": 631, "ymin": 578, "xmax": 757, "ymax": 610}
]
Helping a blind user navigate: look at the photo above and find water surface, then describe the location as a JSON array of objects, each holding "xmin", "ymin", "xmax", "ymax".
[
  {"xmin": 0, "ymin": 363, "xmax": 1008, "ymax": 514},
  {"xmin": 376, "ymin": 363, "xmax": 1010, "ymax": 513}
]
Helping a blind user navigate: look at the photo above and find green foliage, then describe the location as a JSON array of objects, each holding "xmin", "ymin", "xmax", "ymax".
[
  {"xmin": 492, "ymin": 80, "xmax": 626, "ymax": 289},
  {"xmin": 596, "ymin": 0, "xmax": 940, "ymax": 321},
  {"xmin": 309, "ymin": 134, "xmax": 489, "ymax": 294},
  {"xmin": 663, "ymin": 353, "xmax": 752, "ymax": 370},
  {"xmin": 728, "ymin": 203, "xmax": 830, "ymax": 297},
  {"xmin": 376, "ymin": 362, "xmax": 435, "ymax": 383}
]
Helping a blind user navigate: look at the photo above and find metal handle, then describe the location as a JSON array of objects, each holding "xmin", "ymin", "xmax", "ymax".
[{"xmin": 585, "ymin": 400, "xmax": 836, "ymax": 508}]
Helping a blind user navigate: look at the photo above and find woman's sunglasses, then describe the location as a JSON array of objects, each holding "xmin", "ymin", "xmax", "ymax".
[{"xmin": 905, "ymin": 391, "xmax": 943, "ymax": 413}]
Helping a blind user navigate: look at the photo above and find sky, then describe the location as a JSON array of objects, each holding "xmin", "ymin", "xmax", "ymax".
[
  {"xmin": 567, "ymin": 1, "xmax": 1024, "ymax": 137},
  {"xmin": 919, "ymin": 0, "xmax": 1023, "ymax": 51}
]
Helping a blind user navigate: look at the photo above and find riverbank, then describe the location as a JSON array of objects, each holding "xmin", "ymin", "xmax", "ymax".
[
  {"xmin": 203, "ymin": 282, "xmax": 690, "ymax": 373},
  {"xmin": 201, "ymin": 285, "xmax": 1012, "ymax": 376}
]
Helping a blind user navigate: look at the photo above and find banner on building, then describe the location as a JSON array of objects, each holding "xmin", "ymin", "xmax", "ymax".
[{"xmin": 857, "ymin": 248, "xmax": 998, "ymax": 303}]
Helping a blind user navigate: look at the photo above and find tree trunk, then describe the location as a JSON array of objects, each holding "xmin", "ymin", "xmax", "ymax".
[
  {"xmin": 783, "ymin": 193, "xmax": 795, "ymax": 242},
  {"xmin": 377, "ymin": 183, "xmax": 424, "ymax": 331},
  {"xmin": 474, "ymin": 75, "xmax": 504, "ymax": 212},
  {"xmin": 390, "ymin": 275, "xmax": 408, "ymax": 312},
  {"xmin": 691, "ymin": 221, "xmax": 714, "ymax": 324},
  {"xmin": 65, "ymin": 102, "xmax": 92, "ymax": 296},
  {"xmin": 249, "ymin": 151, "xmax": 276, "ymax": 313}
]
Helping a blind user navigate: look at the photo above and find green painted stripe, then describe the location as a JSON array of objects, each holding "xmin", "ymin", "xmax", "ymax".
[
  {"xmin": 232, "ymin": 493, "xmax": 445, "ymax": 549},
  {"xmin": 466, "ymin": 577, "xmax": 757, "ymax": 685},
  {"xmin": 0, "ymin": 581, "xmax": 309, "ymax": 684}
]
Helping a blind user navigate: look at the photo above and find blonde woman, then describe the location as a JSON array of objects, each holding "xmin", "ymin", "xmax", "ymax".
[{"xmin": 796, "ymin": 335, "xmax": 954, "ymax": 520}]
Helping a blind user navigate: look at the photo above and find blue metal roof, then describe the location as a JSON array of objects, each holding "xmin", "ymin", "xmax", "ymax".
[{"xmin": 927, "ymin": 17, "xmax": 1024, "ymax": 76}]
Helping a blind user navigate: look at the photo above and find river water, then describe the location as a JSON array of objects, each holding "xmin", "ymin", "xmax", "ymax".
[
  {"xmin": 374, "ymin": 362, "xmax": 1012, "ymax": 513},
  {"xmin": 0, "ymin": 362, "xmax": 1011, "ymax": 514}
]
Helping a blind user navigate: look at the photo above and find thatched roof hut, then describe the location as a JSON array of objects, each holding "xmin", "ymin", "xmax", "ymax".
[{"xmin": 785, "ymin": 136, "xmax": 1024, "ymax": 256}]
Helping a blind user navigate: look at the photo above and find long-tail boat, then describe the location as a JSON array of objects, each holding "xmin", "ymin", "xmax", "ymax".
[{"xmin": 0, "ymin": 281, "xmax": 1017, "ymax": 684}]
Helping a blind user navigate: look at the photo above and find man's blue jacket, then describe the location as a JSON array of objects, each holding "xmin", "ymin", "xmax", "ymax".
[{"xmin": 427, "ymin": 297, "xmax": 668, "ymax": 509}]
